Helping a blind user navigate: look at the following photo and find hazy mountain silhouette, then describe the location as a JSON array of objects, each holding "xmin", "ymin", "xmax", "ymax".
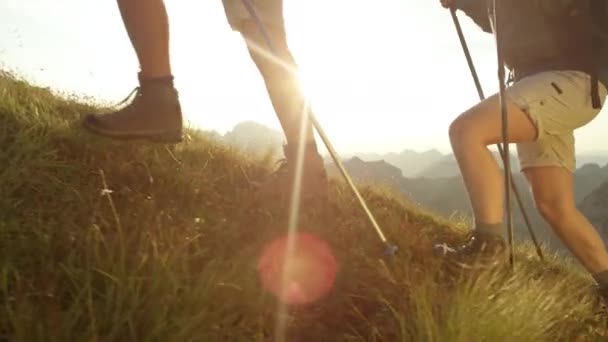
[
  {"xmin": 214, "ymin": 120, "xmax": 608, "ymax": 181},
  {"xmin": 213, "ymin": 121, "xmax": 448, "ymax": 175},
  {"xmin": 214, "ymin": 120, "xmax": 608, "ymax": 224},
  {"xmin": 339, "ymin": 157, "xmax": 405, "ymax": 183},
  {"xmin": 576, "ymin": 154, "xmax": 608, "ymax": 169},
  {"xmin": 579, "ymin": 180, "xmax": 608, "ymax": 242},
  {"xmin": 578, "ymin": 164, "xmax": 608, "ymax": 242},
  {"xmin": 356, "ymin": 149, "xmax": 444, "ymax": 177},
  {"xmin": 327, "ymin": 156, "xmax": 608, "ymax": 253},
  {"xmin": 221, "ymin": 121, "xmax": 285, "ymax": 160},
  {"xmin": 415, "ymin": 152, "xmax": 521, "ymax": 179},
  {"xmin": 413, "ymin": 153, "xmax": 608, "ymax": 179},
  {"xmin": 574, "ymin": 163, "xmax": 608, "ymax": 202}
]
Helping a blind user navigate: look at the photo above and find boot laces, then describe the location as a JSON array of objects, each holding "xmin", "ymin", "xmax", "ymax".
[
  {"xmin": 270, "ymin": 158, "xmax": 290, "ymax": 178},
  {"xmin": 452, "ymin": 234, "xmax": 498, "ymax": 256},
  {"xmin": 115, "ymin": 87, "xmax": 142, "ymax": 109}
]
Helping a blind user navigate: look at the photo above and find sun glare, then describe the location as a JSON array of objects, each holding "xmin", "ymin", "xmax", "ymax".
[
  {"xmin": 295, "ymin": 65, "xmax": 321, "ymax": 104},
  {"xmin": 257, "ymin": 231, "xmax": 338, "ymax": 305},
  {"xmin": 166, "ymin": 0, "xmax": 451, "ymax": 153}
]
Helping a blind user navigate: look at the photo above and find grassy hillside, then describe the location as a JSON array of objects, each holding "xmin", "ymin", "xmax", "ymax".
[{"xmin": 1, "ymin": 72, "xmax": 607, "ymax": 341}]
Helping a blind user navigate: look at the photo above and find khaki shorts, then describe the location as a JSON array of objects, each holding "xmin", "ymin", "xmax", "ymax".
[
  {"xmin": 221, "ymin": 0, "xmax": 284, "ymax": 31},
  {"xmin": 506, "ymin": 70, "xmax": 607, "ymax": 172}
]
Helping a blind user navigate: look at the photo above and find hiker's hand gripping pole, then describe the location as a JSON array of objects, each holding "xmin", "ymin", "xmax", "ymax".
[
  {"xmin": 449, "ymin": 7, "xmax": 544, "ymax": 262},
  {"xmin": 240, "ymin": 0, "xmax": 398, "ymax": 257}
]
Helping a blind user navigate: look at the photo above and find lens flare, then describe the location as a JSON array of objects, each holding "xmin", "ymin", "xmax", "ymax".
[{"xmin": 257, "ymin": 232, "xmax": 338, "ymax": 305}]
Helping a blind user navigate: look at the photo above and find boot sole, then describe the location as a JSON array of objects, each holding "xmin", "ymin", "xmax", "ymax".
[{"xmin": 82, "ymin": 121, "xmax": 183, "ymax": 144}]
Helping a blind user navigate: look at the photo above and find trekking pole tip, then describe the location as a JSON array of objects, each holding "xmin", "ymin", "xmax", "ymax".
[{"xmin": 384, "ymin": 243, "xmax": 399, "ymax": 257}]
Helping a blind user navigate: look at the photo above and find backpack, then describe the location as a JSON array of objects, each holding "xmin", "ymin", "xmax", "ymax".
[
  {"xmin": 539, "ymin": 0, "xmax": 608, "ymax": 108},
  {"xmin": 506, "ymin": 0, "xmax": 607, "ymax": 107}
]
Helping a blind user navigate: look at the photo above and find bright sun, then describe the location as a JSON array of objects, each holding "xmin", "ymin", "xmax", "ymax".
[
  {"xmin": 167, "ymin": 0, "xmax": 483, "ymax": 153},
  {"xmin": 280, "ymin": 0, "xmax": 415, "ymax": 140}
]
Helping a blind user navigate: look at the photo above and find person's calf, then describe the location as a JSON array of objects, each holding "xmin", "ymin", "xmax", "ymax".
[
  {"xmin": 449, "ymin": 126, "xmax": 506, "ymax": 223},
  {"xmin": 116, "ymin": 0, "xmax": 172, "ymax": 79},
  {"xmin": 240, "ymin": 23, "xmax": 315, "ymax": 148},
  {"xmin": 536, "ymin": 198, "xmax": 608, "ymax": 274}
]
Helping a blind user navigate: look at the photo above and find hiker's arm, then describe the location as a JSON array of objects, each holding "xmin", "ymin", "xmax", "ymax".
[{"xmin": 454, "ymin": 0, "xmax": 492, "ymax": 33}]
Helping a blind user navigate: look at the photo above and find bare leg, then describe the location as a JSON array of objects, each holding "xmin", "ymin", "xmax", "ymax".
[
  {"xmin": 238, "ymin": 22, "xmax": 315, "ymax": 147},
  {"xmin": 117, "ymin": 0, "xmax": 172, "ymax": 78},
  {"xmin": 231, "ymin": 19, "xmax": 326, "ymax": 201},
  {"xmin": 448, "ymin": 94, "xmax": 537, "ymax": 224},
  {"xmin": 434, "ymin": 92, "xmax": 553, "ymax": 268},
  {"xmin": 525, "ymin": 167, "xmax": 608, "ymax": 274},
  {"xmin": 82, "ymin": 0, "xmax": 181, "ymax": 142},
  {"xmin": 443, "ymin": 86, "xmax": 608, "ymax": 281}
]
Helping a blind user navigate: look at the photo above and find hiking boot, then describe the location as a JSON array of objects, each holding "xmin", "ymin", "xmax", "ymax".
[
  {"xmin": 82, "ymin": 74, "xmax": 183, "ymax": 143},
  {"xmin": 433, "ymin": 232, "xmax": 508, "ymax": 270},
  {"xmin": 254, "ymin": 142, "xmax": 328, "ymax": 204},
  {"xmin": 596, "ymin": 286, "xmax": 608, "ymax": 312}
]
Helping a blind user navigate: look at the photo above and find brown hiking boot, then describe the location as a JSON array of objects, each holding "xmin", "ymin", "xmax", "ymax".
[
  {"xmin": 596, "ymin": 286, "xmax": 608, "ymax": 312},
  {"xmin": 82, "ymin": 74, "xmax": 183, "ymax": 143},
  {"xmin": 253, "ymin": 142, "xmax": 328, "ymax": 204},
  {"xmin": 433, "ymin": 232, "xmax": 508, "ymax": 270}
]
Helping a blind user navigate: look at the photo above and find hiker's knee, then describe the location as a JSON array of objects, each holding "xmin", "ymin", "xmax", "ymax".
[
  {"xmin": 239, "ymin": 20, "xmax": 293, "ymax": 69},
  {"xmin": 449, "ymin": 115, "xmax": 478, "ymax": 147},
  {"xmin": 534, "ymin": 194, "xmax": 574, "ymax": 224},
  {"xmin": 524, "ymin": 166, "xmax": 578, "ymax": 225}
]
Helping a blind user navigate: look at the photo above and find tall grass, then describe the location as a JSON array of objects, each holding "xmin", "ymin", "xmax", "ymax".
[{"xmin": 1, "ymin": 72, "xmax": 607, "ymax": 341}]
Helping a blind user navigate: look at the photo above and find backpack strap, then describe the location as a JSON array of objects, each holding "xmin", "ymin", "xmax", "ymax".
[
  {"xmin": 589, "ymin": 0, "xmax": 606, "ymax": 109},
  {"xmin": 592, "ymin": 70, "xmax": 600, "ymax": 109}
]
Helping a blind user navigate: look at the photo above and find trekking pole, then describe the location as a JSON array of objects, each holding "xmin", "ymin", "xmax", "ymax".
[
  {"xmin": 241, "ymin": 0, "xmax": 398, "ymax": 257},
  {"xmin": 489, "ymin": 0, "xmax": 515, "ymax": 268},
  {"xmin": 449, "ymin": 7, "xmax": 544, "ymax": 262}
]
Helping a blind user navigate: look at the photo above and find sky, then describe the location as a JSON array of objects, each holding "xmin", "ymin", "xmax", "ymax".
[{"xmin": 2, "ymin": 0, "xmax": 608, "ymax": 155}]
